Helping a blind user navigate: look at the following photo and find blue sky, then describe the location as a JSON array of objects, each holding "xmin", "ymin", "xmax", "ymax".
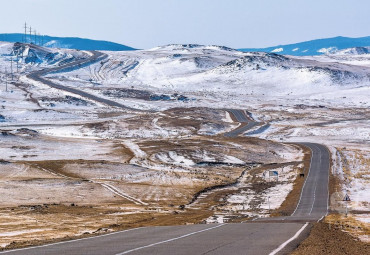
[{"xmin": 0, "ymin": 0, "xmax": 369, "ymax": 49}]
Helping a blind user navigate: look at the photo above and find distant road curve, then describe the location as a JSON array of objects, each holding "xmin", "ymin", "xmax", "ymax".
[
  {"xmin": 224, "ymin": 109, "xmax": 261, "ymax": 137},
  {"xmin": 26, "ymin": 49, "xmax": 139, "ymax": 111}
]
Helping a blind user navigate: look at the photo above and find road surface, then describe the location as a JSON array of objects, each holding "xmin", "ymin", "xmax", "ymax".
[
  {"xmin": 274, "ymin": 143, "xmax": 329, "ymax": 221},
  {"xmin": 26, "ymin": 49, "xmax": 138, "ymax": 111},
  {"xmin": 0, "ymin": 143, "xmax": 329, "ymax": 255},
  {"xmin": 224, "ymin": 109, "xmax": 261, "ymax": 137}
]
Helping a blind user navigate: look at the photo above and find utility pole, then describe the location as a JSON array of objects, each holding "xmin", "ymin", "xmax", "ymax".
[
  {"xmin": 5, "ymin": 68, "xmax": 8, "ymax": 92},
  {"xmin": 29, "ymin": 26, "xmax": 32, "ymax": 44},
  {"xmin": 24, "ymin": 22, "xmax": 27, "ymax": 43},
  {"xmin": 38, "ymin": 33, "xmax": 41, "ymax": 46},
  {"xmin": 34, "ymin": 30, "xmax": 37, "ymax": 45},
  {"xmin": 10, "ymin": 57, "xmax": 13, "ymax": 81},
  {"xmin": 16, "ymin": 56, "xmax": 19, "ymax": 73}
]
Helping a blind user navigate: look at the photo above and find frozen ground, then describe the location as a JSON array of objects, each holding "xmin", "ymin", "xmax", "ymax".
[{"xmin": 0, "ymin": 41, "xmax": 369, "ymax": 245}]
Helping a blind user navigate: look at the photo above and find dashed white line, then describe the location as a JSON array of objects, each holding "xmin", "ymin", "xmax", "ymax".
[
  {"xmin": 115, "ymin": 224, "xmax": 225, "ymax": 255},
  {"xmin": 309, "ymin": 184, "xmax": 317, "ymax": 215},
  {"xmin": 292, "ymin": 144, "xmax": 314, "ymax": 216},
  {"xmin": 0, "ymin": 227, "xmax": 146, "ymax": 254}
]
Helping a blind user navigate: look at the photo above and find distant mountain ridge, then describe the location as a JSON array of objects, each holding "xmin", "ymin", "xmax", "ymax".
[
  {"xmin": 0, "ymin": 33, "xmax": 136, "ymax": 51},
  {"xmin": 2, "ymin": 34, "xmax": 370, "ymax": 56},
  {"xmin": 239, "ymin": 36, "xmax": 370, "ymax": 56}
]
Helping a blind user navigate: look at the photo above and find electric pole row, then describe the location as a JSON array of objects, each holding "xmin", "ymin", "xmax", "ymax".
[{"xmin": 23, "ymin": 22, "xmax": 44, "ymax": 46}]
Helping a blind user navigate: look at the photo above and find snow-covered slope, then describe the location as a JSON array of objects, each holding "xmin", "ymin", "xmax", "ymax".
[
  {"xmin": 11, "ymin": 42, "xmax": 87, "ymax": 65},
  {"xmin": 0, "ymin": 42, "xmax": 88, "ymax": 75},
  {"xmin": 240, "ymin": 36, "xmax": 370, "ymax": 56},
  {"xmin": 333, "ymin": 47, "xmax": 370, "ymax": 55},
  {"xmin": 2, "ymin": 41, "xmax": 369, "ymax": 109},
  {"xmin": 68, "ymin": 45, "xmax": 369, "ymax": 89}
]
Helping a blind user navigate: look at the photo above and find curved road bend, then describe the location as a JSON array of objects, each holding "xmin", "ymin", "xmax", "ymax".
[
  {"xmin": 265, "ymin": 143, "xmax": 330, "ymax": 222},
  {"xmin": 26, "ymin": 50, "xmax": 139, "ymax": 111},
  {"xmin": 255, "ymin": 143, "xmax": 330, "ymax": 223},
  {"xmin": 0, "ymin": 143, "xmax": 330, "ymax": 255},
  {"xmin": 224, "ymin": 109, "xmax": 261, "ymax": 137}
]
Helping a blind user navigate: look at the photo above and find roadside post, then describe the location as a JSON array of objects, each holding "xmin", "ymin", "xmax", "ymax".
[
  {"xmin": 269, "ymin": 170, "xmax": 279, "ymax": 182},
  {"xmin": 343, "ymin": 193, "xmax": 351, "ymax": 217}
]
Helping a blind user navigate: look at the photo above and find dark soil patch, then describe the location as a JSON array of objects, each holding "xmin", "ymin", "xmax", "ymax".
[
  {"xmin": 292, "ymin": 221, "xmax": 370, "ymax": 255},
  {"xmin": 250, "ymin": 178, "xmax": 276, "ymax": 193},
  {"xmin": 102, "ymin": 88, "xmax": 150, "ymax": 100}
]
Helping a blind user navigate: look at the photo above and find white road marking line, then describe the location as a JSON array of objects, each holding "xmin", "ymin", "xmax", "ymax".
[
  {"xmin": 323, "ymin": 145, "xmax": 330, "ymax": 216},
  {"xmin": 0, "ymin": 227, "xmax": 146, "ymax": 254},
  {"xmin": 307, "ymin": 143, "xmax": 321, "ymax": 216},
  {"xmin": 292, "ymin": 144, "xmax": 314, "ymax": 216},
  {"xmin": 115, "ymin": 224, "xmax": 225, "ymax": 255},
  {"xmin": 269, "ymin": 222, "xmax": 309, "ymax": 255},
  {"xmin": 309, "ymin": 184, "xmax": 317, "ymax": 215}
]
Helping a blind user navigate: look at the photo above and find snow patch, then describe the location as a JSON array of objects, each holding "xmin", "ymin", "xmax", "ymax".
[{"xmin": 271, "ymin": 48, "xmax": 283, "ymax": 53}]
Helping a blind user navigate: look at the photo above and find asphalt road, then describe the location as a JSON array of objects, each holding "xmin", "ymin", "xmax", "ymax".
[
  {"xmin": 284, "ymin": 143, "xmax": 329, "ymax": 221},
  {"xmin": 257, "ymin": 143, "xmax": 330, "ymax": 222},
  {"xmin": 224, "ymin": 109, "xmax": 261, "ymax": 137},
  {"xmin": 26, "ymin": 49, "xmax": 138, "ymax": 111},
  {"xmin": 1, "ymin": 143, "xmax": 329, "ymax": 255},
  {"xmin": 0, "ymin": 223, "xmax": 308, "ymax": 255}
]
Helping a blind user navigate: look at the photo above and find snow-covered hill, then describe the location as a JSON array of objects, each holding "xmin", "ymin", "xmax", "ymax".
[
  {"xmin": 1, "ymin": 41, "xmax": 369, "ymax": 109},
  {"xmin": 16, "ymin": 42, "xmax": 361, "ymax": 109},
  {"xmin": 0, "ymin": 41, "xmax": 87, "ymax": 74},
  {"xmin": 333, "ymin": 47, "xmax": 370, "ymax": 55},
  {"xmin": 240, "ymin": 36, "xmax": 370, "ymax": 56}
]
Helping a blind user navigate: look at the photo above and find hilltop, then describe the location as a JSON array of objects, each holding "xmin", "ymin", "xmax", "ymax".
[{"xmin": 0, "ymin": 33, "xmax": 136, "ymax": 51}]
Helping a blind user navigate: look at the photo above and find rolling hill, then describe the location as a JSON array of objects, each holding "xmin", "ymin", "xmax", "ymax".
[
  {"xmin": 239, "ymin": 36, "xmax": 370, "ymax": 56},
  {"xmin": 0, "ymin": 33, "xmax": 136, "ymax": 51}
]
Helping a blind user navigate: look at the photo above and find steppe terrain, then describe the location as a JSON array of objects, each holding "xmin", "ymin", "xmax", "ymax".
[{"xmin": 0, "ymin": 42, "xmax": 368, "ymax": 249}]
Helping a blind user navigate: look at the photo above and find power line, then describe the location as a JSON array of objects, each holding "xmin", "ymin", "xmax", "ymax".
[
  {"xmin": 34, "ymin": 30, "xmax": 37, "ymax": 45},
  {"xmin": 29, "ymin": 26, "xmax": 32, "ymax": 44},
  {"xmin": 24, "ymin": 22, "xmax": 27, "ymax": 43},
  {"xmin": 16, "ymin": 55, "xmax": 19, "ymax": 73},
  {"xmin": 4, "ymin": 68, "xmax": 8, "ymax": 92},
  {"xmin": 10, "ymin": 57, "xmax": 13, "ymax": 81},
  {"xmin": 23, "ymin": 23, "xmax": 43, "ymax": 45}
]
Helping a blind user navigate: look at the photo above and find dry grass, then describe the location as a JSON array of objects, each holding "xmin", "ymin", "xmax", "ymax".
[
  {"xmin": 25, "ymin": 160, "xmax": 114, "ymax": 179},
  {"xmin": 292, "ymin": 220, "xmax": 369, "ymax": 255},
  {"xmin": 0, "ymin": 106, "xmax": 304, "ymax": 249},
  {"xmin": 325, "ymin": 214, "xmax": 370, "ymax": 241},
  {"xmin": 0, "ymin": 202, "xmax": 214, "ymax": 251},
  {"xmin": 112, "ymin": 143, "xmax": 135, "ymax": 163}
]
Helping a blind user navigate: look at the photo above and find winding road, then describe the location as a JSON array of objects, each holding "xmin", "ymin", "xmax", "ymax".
[
  {"xmin": 2, "ymin": 49, "xmax": 331, "ymax": 254},
  {"xmin": 26, "ymin": 49, "xmax": 138, "ymax": 111},
  {"xmin": 224, "ymin": 109, "xmax": 261, "ymax": 137}
]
